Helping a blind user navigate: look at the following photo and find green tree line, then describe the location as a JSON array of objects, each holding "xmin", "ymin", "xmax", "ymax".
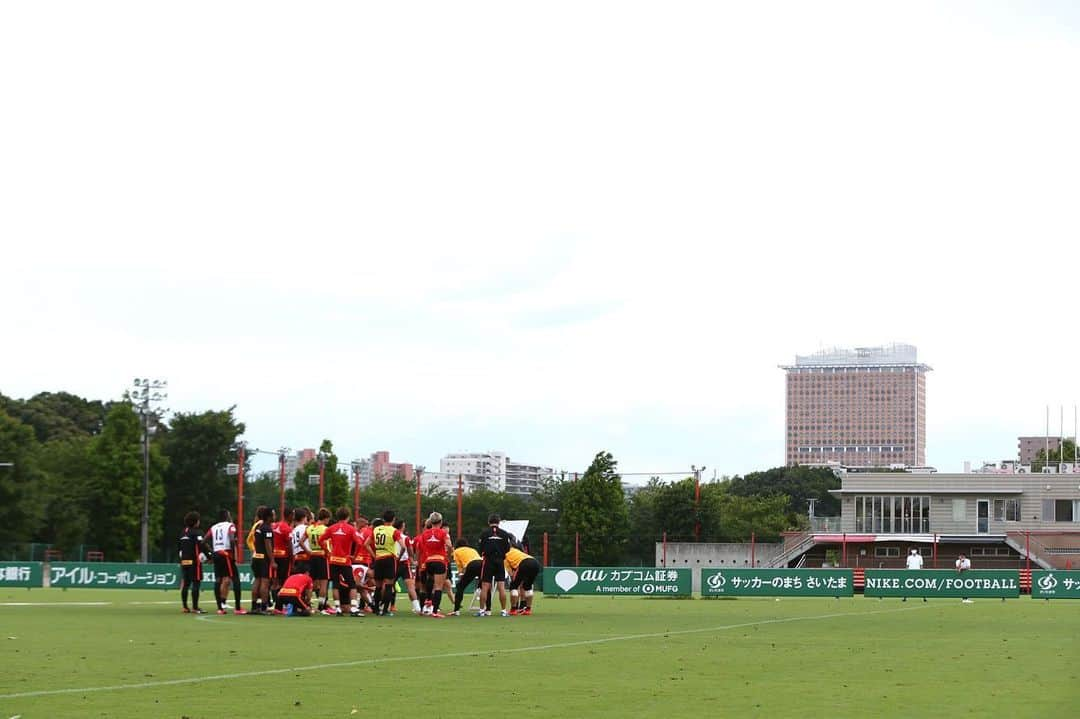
[{"xmin": 0, "ymin": 391, "xmax": 840, "ymax": 564}]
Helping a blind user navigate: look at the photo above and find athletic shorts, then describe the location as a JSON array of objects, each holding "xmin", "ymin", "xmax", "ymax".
[
  {"xmin": 424, "ymin": 560, "xmax": 447, "ymax": 576},
  {"xmin": 276, "ymin": 596, "xmax": 310, "ymax": 615},
  {"xmin": 330, "ymin": 563, "xmax": 355, "ymax": 589},
  {"xmin": 396, "ymin": 560, "xmax": 412, "ymax": 581},
  {"xmin": 274, "ymin": 557, "xmax": 291, "ymax": 580},
  {"xmin": 307, "ymin": 556, "xmax": 328, "ymax": 580},
  {"xmin": 181, "ymin": 564, "xmax": 202, "ymax": 584},
  {"xmin": 212, "ymin": 552, "xmax": 236, "ymax": 579},
  {"xmin": 480, "ymin": 558, "xmax": 506, "ymax": 584},
  {"xmin": 373, "ymin": 556, "xmax": 397, "ymax": 581},
  {"xmin": 290, "ymin": 559, "xmax": 308, "ymax": 576},
  {"xmin": 352, "ymin": 564, "xmax": 369, "ymax": 586},
  {"xmin": 456, "ymin": 559, "xmax": 482, "ymax": 589},
  {"xmin": 509, "ymin": 558, "xmax": 540, "ymax": 591},
  {"xmin": 251, "ymin": 557, "xmax": 271, "ymax": 579}
]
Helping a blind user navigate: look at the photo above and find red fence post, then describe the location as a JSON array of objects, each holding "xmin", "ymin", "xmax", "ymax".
[
  {"xmin": 237, "ymin": 445, "xmax": 245, "ymax": 562},
  {"xmin": 1025, "ymin": 531, "xmax": 1030, "ymax": 573},
  {"xmin": 456, "ymin": 474, "xmax": 463, "ymax": 539},
  {"xmin": 543, "ymin": 532, "xmax": 549, "ymax": 567},
  {"xmin": 842, "ymin": 532, "xmax": 847, "ymax": 567},
  {"xmin": 575, "ymin": 532, "xmax": 580, "ymax": 567},
  {"xmin": 751, "ymin": 532, "xmax": 756, "ymax": 567},
  {"xmin": 278, "ymin": 453, "xmax": 286, "ymax": 521},
  {"xmin": 933, "ymin": 533, "xmax": 938, "ymax": 569}
]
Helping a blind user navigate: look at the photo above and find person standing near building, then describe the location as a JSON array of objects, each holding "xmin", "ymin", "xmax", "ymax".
[
  {"xmin": 956, "ymin": 553, "xmax": 973, "ymax": 603},
  {"xmin": 476, "ymin": 514, "xmax": 513, "ymax": 617},
  {"xmin": 903, "ymin": 548, "xmax": 925, "ymax": 603}
]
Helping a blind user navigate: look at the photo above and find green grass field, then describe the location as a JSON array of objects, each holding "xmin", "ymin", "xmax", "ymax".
[{"xmin": 1, "ymin": 588, "xmax": 1077, "ymax": 717}]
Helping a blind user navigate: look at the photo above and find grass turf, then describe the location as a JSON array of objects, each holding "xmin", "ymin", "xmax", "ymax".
[{"xmin": 1, "ymin": 589, "xmax": 1077, "ymax": 717}]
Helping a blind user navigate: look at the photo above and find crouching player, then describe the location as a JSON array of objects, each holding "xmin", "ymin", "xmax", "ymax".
[
  {"xmin": 275, "ymin": 572, "xmax": 314, "ymax": 616},
  {"xmin": 506, "ymin": 544, "xmax": 539, "ymax": 615},
  {"xmin": 450, "ymin": 537, "xmax": 482, "ymax": 616}
]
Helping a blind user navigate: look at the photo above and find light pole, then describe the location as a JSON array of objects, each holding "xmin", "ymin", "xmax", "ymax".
[{"xmin": 132, "ymin": 378, "xmax": 168, "ymax": 564}]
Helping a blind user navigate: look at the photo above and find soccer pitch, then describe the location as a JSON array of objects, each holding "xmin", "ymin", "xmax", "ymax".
[{"xmin": 1, "ymin": 589, "xmax": 1076, "ymax": 717}]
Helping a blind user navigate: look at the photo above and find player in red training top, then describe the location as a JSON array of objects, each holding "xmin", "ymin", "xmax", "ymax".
[
  {"xmin": 270, "ymin": 509, "xmax": 293, "ymax": 605},
  {"xmin": 352, "ymin": 516, "xmax": 376, "ymax": 614},
  {"xmin": 318, "ymin": 507, "xmax": 363, "ymax": 617},
  {"xmin": 418, "ymin": 512, "xmax": 453, "ymax": 617},
  {"xmin": 274, "ymin": 572, "xmax": 314, "ymax": 616}
]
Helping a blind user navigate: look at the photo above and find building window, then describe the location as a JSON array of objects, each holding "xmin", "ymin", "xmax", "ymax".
[
  {"xmin": 993, "ymin": 499, "xmax": 1021, "ymax": 522},
  {"xmin": 874, "ymin": 547, "xmax": 900, "ymax": 558},
  {"xmin": 952, "ymin": 499, "xmax": 966, "ymax": 522},
  {"xmin": 1054, "ymin": 499, "xmax": 1075, "ymax": 523}
]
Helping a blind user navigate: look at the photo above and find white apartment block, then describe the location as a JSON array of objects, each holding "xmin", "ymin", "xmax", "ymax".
[{"xmin": 439, "ymin": 451, "xmax": 554, "ymax": 497}]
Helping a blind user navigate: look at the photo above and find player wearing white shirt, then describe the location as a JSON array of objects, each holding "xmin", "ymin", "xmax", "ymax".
[
  {"xmin": 956, "ymin": 554, "xmax": 973, "ymax": 603},
  {"xmin": 208, "ymin": 510, "xmax": 246, "ymax": 615},
  {"xmin": 290, "ymin": 508, "xmax": 311, "ymax": 575},
  {"xmin": 903, "ymin": 548, "xmax": 926, "ymax": 602}
]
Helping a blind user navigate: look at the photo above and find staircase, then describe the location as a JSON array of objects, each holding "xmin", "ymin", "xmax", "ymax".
[
  {"xmin": 1005, "ymin": 532, "xmax": 1080, "ymax": 570},
  {"xmin": 768, "ymin": 531, "xmax": 816, "ymax": 568}
]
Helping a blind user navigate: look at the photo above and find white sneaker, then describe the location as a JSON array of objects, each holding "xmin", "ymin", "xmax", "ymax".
[
  {"xmin": 474, "ymin": 610, "xmax": 489, "ymax": 617},
  {"xmin": 961, "ymin": 599, "xmax": 973, "ymax": 604},
  {"xmin": 500, "ymin": 610, "xmax": 509, "ymax": 617}
]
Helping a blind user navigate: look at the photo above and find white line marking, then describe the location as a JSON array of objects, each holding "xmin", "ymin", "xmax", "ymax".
[
  {"xmin": 0, "ymin": 602, "xmax": 111, "ymax": 607},
  {"xmin": 0, "ymin": 605, "xmax": 927, "ymax": 700}
]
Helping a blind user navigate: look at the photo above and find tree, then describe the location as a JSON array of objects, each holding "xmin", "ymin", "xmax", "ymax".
[
  {"xmin": 0, "ymin": 391, "xmax": 109, "ymax": 443},
  {"xmin": 160, "ymin": 408, "xmax": 245, "ymax": 556},
  {"xmin": 559, "ymin": 451, "xmax": 629, "ymax": 565},
  {"xmin": 83, "ymin": 403, "xmax": 166, "ymax": 561},
  {"xmin": 0, "ymin": 410, "xmax": 47, "ymax": 544},
  {"xmin": 34, "ymin": 436, "xmax": 94, "ymax": 553},
  {"xmin": 1032, "ymin": 439, "xmax": 1079, "ymax": 472},
  {"xmin": 725, "ymin": 465, "xmax": 841, "ymax": 522},
  {"xmin": 286, "ymin": 440, "xmax": 349, "ymax": 512}
]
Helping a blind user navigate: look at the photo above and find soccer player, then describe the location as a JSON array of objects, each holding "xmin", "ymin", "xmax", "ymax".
[
  {"xmin": 207, "ymin": 509, "xmax": 246, "ymax": 615},
  {"xmin": 270, "ymin": 508, "xmax": 294, "ymax": 604},
  {"xmin": 290, "ymin": 508, "xmax": 311, "ymax": 576},
  {"xmin": 179, "ymin": 511, "xmax": 210, "ymax": 614},
  {"xmin": 274, "ymin": 572, "xmax": 314, "ymax": 616},
  {"xmin": 450, "ymin": 537, "xmax": 482, "ymax": 616},
  {"xmin": 418, "ymin": 512, "xmax": 453, "ymax": 617},
  {"xmin": 476, "ymin": 513, "xmax": 513, "ymax": 617},
  {"xmin": 319, "ymin": 507, "xmax": 364, "ymax": 617},
  {"xmin": 505, "ymin": 544, "xmax": 540, "ymax": 615},
  {"xmin": 249, "ymin": 506, "xmax": 275, "ymax": 614},
  {"xmin": 351, "ymin": 516, "xmax": 376, "ymax": 613},
  {"xmin": 307, "ymin": 508, "xmax": 331, "ymax": 611},
  {"xmin": 365, "ymin": 510, "xmax": 405, "ymax": 616},
  {"xmin": 393, "ymin": 519, "xmax": 421, "ymax": 615}
]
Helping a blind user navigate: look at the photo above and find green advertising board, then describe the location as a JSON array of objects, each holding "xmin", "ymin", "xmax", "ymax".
[
  {"xmin": 864, "ymin": 570, "xmax": 1020, "ymax": 598},
  {"xmin": 542, "ymin": 567, "xmax": 691, "ymax": 596},
  {"xmin": 701, "ymin": 568, "xmax": 853, "ymax": 597},
  {"xmin": 202, "ymin": 568, "xmax": 252, "ymax": 587},
  {"xmin": 48, "ymin": 562, "xmax": 180, "ymax": 589},
  {"xmin": 0, "ymin": 561, "xmax": 43, "ymax": 588},
  {"xmin": 1031, "ymin": 570, "xmax": 1080, "ymax": 599}
]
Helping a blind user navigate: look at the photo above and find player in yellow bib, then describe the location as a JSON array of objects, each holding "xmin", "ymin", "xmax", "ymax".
[
  {"xmin": 363, "ymin": 511, "xmax": 406, "ymax": 616},
  {"xmin": 505, "ymin": 545, "xmax": 540, "ymax": 615},
  {"xmin": 306, "ymin": 508, "xmax": 331, "ymax": 612}
]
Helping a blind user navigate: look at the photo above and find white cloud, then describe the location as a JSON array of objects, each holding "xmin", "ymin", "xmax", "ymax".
[{"xmin": 2, "ymin": 1, "xmax": 1078, "ymax": 476}]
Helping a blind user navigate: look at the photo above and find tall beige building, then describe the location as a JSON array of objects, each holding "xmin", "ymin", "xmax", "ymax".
[{"xmin": 781, "ymin": 344, "xmax": 930, "ymax": 467}]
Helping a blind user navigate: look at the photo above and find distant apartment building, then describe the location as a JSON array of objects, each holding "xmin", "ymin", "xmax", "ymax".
[
  {"xmin": 358, "ymin": 450, "xmax": 414, "ymax": 487},
  {"xmin": 781, "ymin": 344, "xmax": 930, "ymax": 468},
  {"xmin": 1017, "ymin": 436, "xmax": 1062, "ymax": 466},
  {"xmin": 283, "ymin": 448, "xmax": 317, "ymax": 490},
  {"xmin": 439, "ymin": 451, "xmax": 554, "ymax": 496}
]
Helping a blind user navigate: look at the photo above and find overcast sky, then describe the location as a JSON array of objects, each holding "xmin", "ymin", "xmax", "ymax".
[{"xmin": 3, "ymin": 2, "xmax": 1079, "ymax": 480}]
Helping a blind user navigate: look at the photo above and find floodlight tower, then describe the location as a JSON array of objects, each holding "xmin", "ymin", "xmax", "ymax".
[{"xmin": 132, "ymin": 378, "xmax": 168, "ymax": 563}]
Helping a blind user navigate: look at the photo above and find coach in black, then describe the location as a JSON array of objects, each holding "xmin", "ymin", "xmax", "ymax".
[{"xmin": 476, "ymin": 514, "xmax": 514, "ymax": 617}]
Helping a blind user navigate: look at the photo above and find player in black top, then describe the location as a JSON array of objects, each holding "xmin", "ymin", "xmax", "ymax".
[
  {"xmin": 178, "ymin": 511, "xmax": 210, "ymax": 614},
  {"xmin": 250, "ymin": 506, "xmax": 276, "ymax": 614},
  {"xmin": 476, "ymin": 514, "xmax": 513, "ymax": 617}
]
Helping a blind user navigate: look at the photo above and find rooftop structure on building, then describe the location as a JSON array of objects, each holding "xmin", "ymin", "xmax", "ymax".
[{"xmin": 781, "ymin": 343, "xmax": 930, "ymax": 469}]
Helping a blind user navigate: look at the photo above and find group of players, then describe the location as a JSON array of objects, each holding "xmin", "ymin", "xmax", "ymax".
[{"xmin": 177, "ymin": 506, "xmax": 541, "ymax": 619}]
